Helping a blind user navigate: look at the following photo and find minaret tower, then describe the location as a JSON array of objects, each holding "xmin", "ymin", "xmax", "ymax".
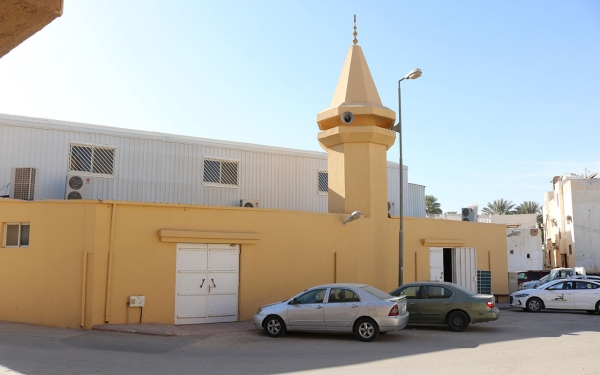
[{"xmin": 317, "ymin": 16, "xmax": 397, "ymax": 219}]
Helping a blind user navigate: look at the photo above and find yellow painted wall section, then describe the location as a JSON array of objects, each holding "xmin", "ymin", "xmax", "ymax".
[
  {"xmin": 0, "ymin": 201, "xmax": 97, "ymax": 327},
  {"xmin": 0, "ymin": 200, "xmax": 508, "ymax": 329}
]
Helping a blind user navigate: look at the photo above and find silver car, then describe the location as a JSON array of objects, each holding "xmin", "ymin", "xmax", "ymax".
[{"xmin": 253, "ymin": 283, "xmax": 409, "ymax": 342}]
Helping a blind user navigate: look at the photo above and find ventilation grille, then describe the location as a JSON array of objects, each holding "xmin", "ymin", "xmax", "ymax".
[
  {"xmin": 69, "ymin": 144, "xmax": 115, "ymax": 176},
  {"xmin": 318, "ymin": 171, "xmax": 328, "ymax": 193},
  {"xmin": 13, "ymin": 168, "xmax": 37, "ymax": 200},
  {"xmin": 477, "ymin": 270, "xmax": 492, "ymax": 295},
  {"xmin": 203, "ymin": 158, "xmax": 239, "ymax": 186}
]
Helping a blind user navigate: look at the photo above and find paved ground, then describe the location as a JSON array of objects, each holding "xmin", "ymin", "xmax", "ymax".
[{"xmin": 1, "ymin": 304, "xmax": 599, "ymax": 375}]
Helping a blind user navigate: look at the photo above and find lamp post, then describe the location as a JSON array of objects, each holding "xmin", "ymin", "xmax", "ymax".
[{"xmin": 391, "ymin": 68, "xmax": 422, "ymax": 286}]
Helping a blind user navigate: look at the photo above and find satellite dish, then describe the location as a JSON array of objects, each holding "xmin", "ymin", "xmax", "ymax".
[{"xmin": 588, "ymin": 172, "xmax": 598, "ymax": 179}]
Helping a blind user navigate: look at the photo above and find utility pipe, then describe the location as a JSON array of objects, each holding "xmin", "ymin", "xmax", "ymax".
[
  {"xmin": 80, "ymin": 250, "xmax": 88, "ymax": 328},
  {"xmin": 104, "ymin": 203, "xmax": 117, "ymax": 323}
]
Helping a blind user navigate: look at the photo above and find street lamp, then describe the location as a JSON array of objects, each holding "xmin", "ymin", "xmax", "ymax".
[{"xmin": 391, "ymin": 68, "xmax": 422, "ymax": 287}]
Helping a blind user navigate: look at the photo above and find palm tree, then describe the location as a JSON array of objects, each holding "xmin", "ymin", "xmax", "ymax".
[
  {"xmin": 425, "ymin": 195, "xmax": 442, "ymax": 215},
  {"xmin": 515, "ymin": 201, "xmax": 541, "ymax": 215},
  {"xmin": 481, "ymin": 199, "xmax": 516, "ymax": 215}
]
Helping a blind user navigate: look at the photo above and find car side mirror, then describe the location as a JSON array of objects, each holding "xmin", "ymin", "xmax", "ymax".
[{"xmin": 289, "ymin": 298, "xmax": 298, "ymax": 305}]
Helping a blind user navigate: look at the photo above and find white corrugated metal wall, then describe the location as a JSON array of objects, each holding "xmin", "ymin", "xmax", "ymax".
[{"xmin": 0, "ymin": 114, "xmax": 425, "ymax": 217}]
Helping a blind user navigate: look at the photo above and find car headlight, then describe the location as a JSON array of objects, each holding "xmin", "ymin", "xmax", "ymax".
[
  {"xmin": 514, "ymin": 293, "xmax": 529, "ymax": 298},
  {"xmin": 256, "ymin": 307, "xmax": 263, "ymax": 315}
]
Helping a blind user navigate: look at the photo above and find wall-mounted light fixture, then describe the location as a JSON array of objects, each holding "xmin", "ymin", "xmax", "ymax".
[{"xmin": 342, "ymin": 211, "xmax": 362, "ymax": 226}]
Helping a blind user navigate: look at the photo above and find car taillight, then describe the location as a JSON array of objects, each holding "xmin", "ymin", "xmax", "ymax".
[
  {"xmin": 486, "ymin": 299, "xmax": 495, "ymax": 309},
  {"xmin": 388, "ymin": 304, "xmax": 400, "ymax": 316}
]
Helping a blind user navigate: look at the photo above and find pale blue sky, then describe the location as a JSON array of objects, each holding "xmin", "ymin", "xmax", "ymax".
[{"xmin": 1, "ymin": 1, "xmax": 598, "ymax": 212}]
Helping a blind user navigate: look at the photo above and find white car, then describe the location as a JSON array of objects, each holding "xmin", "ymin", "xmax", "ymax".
[
  {"xmin": 510, "ymin": 279, "xmax": 600, "ymax": 313},
  {"xmin": 253, "ymin": 283, "xmax": 409, "ymax": 342}
]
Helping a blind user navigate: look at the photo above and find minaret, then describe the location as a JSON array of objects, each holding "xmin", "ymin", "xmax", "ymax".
[{"xmin": 317, "ymin": 16, "xmax": 396, "ymax": 218}]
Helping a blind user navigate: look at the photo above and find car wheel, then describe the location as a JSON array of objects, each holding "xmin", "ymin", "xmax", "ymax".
[
  {"xmin": 447, "ymin": 311, "xmax": 469, "ymax": 332},
  {"xmin": 354, "ymin": 318, "xmax": 379, "ymax": 342},
  {"xmin": 596, "ymin": 301, "xmax": 600, "ymax": 314},
  {"xmin": 263, "ymin": 315, "xmax": 285, "ymax": 338},
  {"xmin": 526, "ymin": 298, "xmax": 543, "ymax": 312}
]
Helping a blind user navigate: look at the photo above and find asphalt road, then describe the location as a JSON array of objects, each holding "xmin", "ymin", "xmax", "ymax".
[{"xmin": 1, "ymin": 307, "xmax": 599, "ymax": 375}]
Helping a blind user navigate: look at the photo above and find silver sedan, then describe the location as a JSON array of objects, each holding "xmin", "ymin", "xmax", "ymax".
[{"xmin": 253, "ymin": 283, "xmax": 409, "ymax": 342}]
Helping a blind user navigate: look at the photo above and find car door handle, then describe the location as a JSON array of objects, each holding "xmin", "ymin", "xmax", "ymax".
[
  {"xmin": 351, "ymin": 304, "xmax": 359, "ymax": 308},
  {"xmin": 409, "ymin": 303, "xmax": 416, "ymax": 305},
  {"xmin": 443, "ymin": 302, "xmax": 451, "ymax": 305},
  {"xmin": 315, "ymin": 306, "xmax": 323, "ymax": 309}
]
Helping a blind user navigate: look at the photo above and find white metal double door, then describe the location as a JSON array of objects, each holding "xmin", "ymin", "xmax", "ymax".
[
  {"xmin": 429, "ymin": 247, "xmax": 477, "ymax": 293},
  {"xmin": 175, "ymin": 243, "xmax": 239, "ymax": 325}
]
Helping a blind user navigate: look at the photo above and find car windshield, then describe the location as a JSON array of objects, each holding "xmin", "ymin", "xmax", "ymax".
[{"xmin": 359, "ymin": 286, "xmax": 394, "ymax": 300}]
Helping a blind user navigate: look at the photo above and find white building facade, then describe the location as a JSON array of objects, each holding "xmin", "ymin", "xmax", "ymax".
[
  {"xmin": 543, "ymin": 174, "xmax": 600, "ymax": 274},
  {"xmin": 0, "ymin": 113, "xmax": 426, "ymax": 218}
]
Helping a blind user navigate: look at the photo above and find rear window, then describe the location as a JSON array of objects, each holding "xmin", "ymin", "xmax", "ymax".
[
  {"xmin": 449, "ymin": 283, "xmax": 477, "ymax": 296},
  {"xmin": 359, "ymin": 286, "xmax": 394, "ymax": 300}
]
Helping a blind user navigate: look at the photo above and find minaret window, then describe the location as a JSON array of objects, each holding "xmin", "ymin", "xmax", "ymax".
[
  {"xmin": 318, "ymin": 171, "xmax": 328, "ymax": 194},
  {"xmin": 203, "ymin": 157, "xmax": 239, "ymax": 187}
]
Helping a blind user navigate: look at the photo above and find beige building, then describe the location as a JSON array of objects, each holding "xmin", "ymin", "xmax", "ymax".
[
  {"xmin": 543, "ymin": 174, "xmax": 600, "ymax": 273},
  {"xmin": 0, "ymin": 23, "xmax": 509, "ymax": 329}
]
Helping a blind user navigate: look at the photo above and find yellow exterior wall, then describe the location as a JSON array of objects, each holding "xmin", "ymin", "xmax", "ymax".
[{"xmin": 0, "ymin": 199, "xmax": 508, "ymax": 329}]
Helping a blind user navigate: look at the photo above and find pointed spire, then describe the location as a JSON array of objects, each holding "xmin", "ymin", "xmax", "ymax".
[{"xmin": 353, "ymin": 15, "xmax": 358, "ymax": 45}]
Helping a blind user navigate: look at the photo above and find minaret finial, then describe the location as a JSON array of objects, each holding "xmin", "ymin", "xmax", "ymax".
[{"xmin": 353, "ymin": 15, "xmax": 358, "ymax": 45}]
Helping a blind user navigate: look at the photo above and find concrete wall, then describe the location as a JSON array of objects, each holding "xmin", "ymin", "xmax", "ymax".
[
  {"xmin": 507, "ymin": 227, "xmax": 543, "ymax": 272},
  {"xmin": 0, "ymin": 199, "xmax": 508, "ymax": 329}
]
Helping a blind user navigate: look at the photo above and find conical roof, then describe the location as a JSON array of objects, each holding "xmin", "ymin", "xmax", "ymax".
[
  {"xmin": 330, "ymin": 45, "xmax": 382, "ymax": 107},
  {"xmin": 317, "ymin": 45, "xmax": 395, "ymax": 131}
]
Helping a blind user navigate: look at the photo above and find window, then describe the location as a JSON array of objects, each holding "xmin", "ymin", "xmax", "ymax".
[
  {"xmin": 328, "ymin": 288, "xmax": 360, "ymax": 303},
  {"xmin": 510, "ymin": 250, "xmax": 514, "ymax": 255},
  {"xmin": 203, "ymin": 158, "xmax": 239, "ymax": 187},
  {"xmin": 318, "ymin": 170, "xmax": 328, "ymax": 193},
  {"xmin": 422, "ymin": 285, "xmax": 453, "ymax": 299},
  {"xmin": 295, "ymin": 288, "xmax": 326, "ymax": 304},
  {"xmin": 527, "ymin": 253, "xmax": 531, "ymax": 259},
  {"xmin": 69, "ymin": 144, "xmax": 115, "ymax": 176},
  {"xmin": 4, "ymin": 223, "xmax": 30, "ymax": 247},
  {"xmin": 393, "ymin": 286, "xmax": 420, "ymax": 299},
  {"xmin": 569, "ymin": 245, "xmax": 572, "ymax": 254}
]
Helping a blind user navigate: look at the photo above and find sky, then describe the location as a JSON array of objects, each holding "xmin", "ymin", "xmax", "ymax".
[{"xmin": 0, "ymin": 0, "xmax": 598, "ymax": 213}]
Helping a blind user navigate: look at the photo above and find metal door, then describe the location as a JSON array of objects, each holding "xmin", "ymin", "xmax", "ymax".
[
  {"xmin": 175, "ymin": 244, "xmax": 209, "ymax": 324},
  {"xmin": 175, "ymin": 243, "xmax": 239, "ymax": 325},
  {"xmin": 453, "ymin": 248, "xmax": 477, "ymax": 293},
  {"xmin": 207, "ymin": 244, "xmax": 240, "ymax": 323},
  {"xmin": 429, "ymin": 247, "xmax": 444, "ymax": 281}
]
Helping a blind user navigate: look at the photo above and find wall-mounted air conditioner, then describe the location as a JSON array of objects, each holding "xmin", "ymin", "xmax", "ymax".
[
  {"xmin": 65, "ymin": 173, "xmax": 94, "ymax": 200},
  {"xmin": 240, "ymin": 199, "xmax": 259, "ymax": 208},
  {"xmin": 9, "ymin": 167, "xmax": 39, "ymax": 200},
  {"xmin": 461, "ymin": 207, "xmax": 476, "ymax": 222}
]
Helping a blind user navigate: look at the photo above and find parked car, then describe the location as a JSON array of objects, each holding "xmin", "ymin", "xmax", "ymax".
[
  {"xmin": 253, "ymin": 283, "xmax": 409, "ymax": 342},
  {"xmin": 517, "ymin": 270, "xmax": 550, "ymax": 285},
  {"xmin": 519, "ymin": 275, "xmax": 549, "ymax": 290},
  {"xmin": 518, "ymin": 268, "xmax": 599, "ymax": 290},
  {"xmin": 388, "ymin": 281, "xmax": 499, "ymax": 332},
  {"xmin": 510, "ymin": 279, "xmax": 600, "ymax": 313}
]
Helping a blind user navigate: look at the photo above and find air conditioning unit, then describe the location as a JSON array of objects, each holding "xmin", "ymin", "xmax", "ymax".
[
  {"xmin": 9, "ymin": 167, "xmax": 39, "ymax": 200},
  {"xmin": 461, "ymin": 207, "xmax": 476, "ymax": 222},
  {"xmin": 240, "ymin": 199, "xmax": 259, "ymax": 208},
  {"xmin": 65, "ymin": 173, "xmax": 94, "ymax": 200}
]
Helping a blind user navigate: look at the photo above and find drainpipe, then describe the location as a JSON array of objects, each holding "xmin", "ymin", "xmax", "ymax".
[
  {"xmin": 104, "ymin": 203, "xmax": 117, "ymax": 323},
  {"xmin": 80, "ymin": 250, "xmax": 88, "ymax": 328}
]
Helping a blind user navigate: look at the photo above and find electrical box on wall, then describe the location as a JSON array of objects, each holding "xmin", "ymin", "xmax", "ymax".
[{"xmin": 129, "ymin": 295, "xmax": 145, "ymax": 307}]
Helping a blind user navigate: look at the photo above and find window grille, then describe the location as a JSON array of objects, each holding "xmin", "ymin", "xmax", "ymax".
[
  {"xmin": 4, "ymin": 223, "xmax": 30, "ymax": 247},
  {"xmin": 203, "ymin": 158, "xmax": 239, "ymax": 186},
  {"xmin": 318, "ymin": 171, "xmax": 328, "ymax": 193},
  {"xmin": 69, "ymin": 144, "xmax": 115, "ymax": 176}
]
